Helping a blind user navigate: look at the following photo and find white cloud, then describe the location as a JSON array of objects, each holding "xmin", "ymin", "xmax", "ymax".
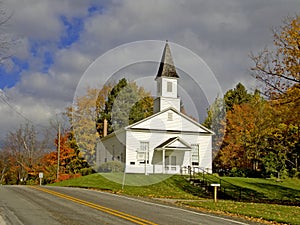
[{"xmin": 1, "ymin": 0, "xmax": 300, "ymax": 142}]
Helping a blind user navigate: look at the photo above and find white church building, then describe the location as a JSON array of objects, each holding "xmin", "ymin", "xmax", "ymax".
[{"xmin": 96, "ymin": 41, "xmax": 213, "ymax": 174}]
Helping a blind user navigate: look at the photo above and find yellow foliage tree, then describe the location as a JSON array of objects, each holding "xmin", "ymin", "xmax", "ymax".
[
  {"xmin": 251, "ymin": 15, "xmax": 300, "ymax": 98},
  {"xmin": 67, "ymin": 85, "xmax": 112, "ymax": 166}
]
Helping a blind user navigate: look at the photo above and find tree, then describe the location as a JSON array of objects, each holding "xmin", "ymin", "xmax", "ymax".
[
  {"xmin": 129, "ymin": 95, "xmax": 154, "ymax": 124},
  {"xmin": 96, "ymin": 79, "xmax": 127, "ymax": 136},
  {"xmin": 95, "ymin": 84, "xmax": 113, "ymax": 138},
  {"xmin": 223, "ymin": 83, "xmax": 253, "ymax": 111},
  {"xmin": 42, "ymin": 131, "xmax": 91, "ymax": 183},
  {"xmin": 250, "ymin": 15, "xmax": 300, "ymax": 98},
  {"xmin": 217, "ymin": 91, "xmax": 299, "ymax": 178},
  {"xmin": 219, "ymin": 97, "xmax": 273, "ymax": 172},
  {"xmin": 68, "ymin": 86, "xmax": 111, "ymax": 166},
  {"xmin": 1, "ymin": 123, "xmax": 47, "ymax": 184},
  {"xmin": 96, "ymin": 78, "xmax": 153, "ymax": 136},
  {"xmin": 203, "ymin": 83, "xmax": 259, "ymax": 170},
  {"xmin": 250, "ymin": 16, "xmax": 300, "ymax": 177},
  {"xmin": 203, "ymin": 96, "xmax": 226, "ymax": 160}
]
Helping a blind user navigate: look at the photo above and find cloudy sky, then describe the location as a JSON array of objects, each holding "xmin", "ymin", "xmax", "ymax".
[{"xmin": 0, "ymin": 0, "xmax": 299, "ymax": 143}]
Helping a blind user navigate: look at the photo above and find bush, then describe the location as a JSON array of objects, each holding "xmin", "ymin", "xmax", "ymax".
[
  {"xmin": 228, "ymin": 167, "xmax": 263, "ymax": 178},
  {"xmin": 97, "ymin": 161, "xmax": 124, "ymax": 172},
  {"xmin": 80, "ymin": 167, "xmax": 95, "ymax": 176}
]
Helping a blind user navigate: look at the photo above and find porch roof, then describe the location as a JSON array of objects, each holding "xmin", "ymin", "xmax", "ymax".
[{"xmin": 154, "ymin": 136, "xmax": 192, "ymax": 151}]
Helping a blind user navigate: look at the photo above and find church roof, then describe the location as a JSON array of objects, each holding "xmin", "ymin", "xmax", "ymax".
[{"xmin": 155, "ymin": 41, "xmax": 179, "ymax": 79}]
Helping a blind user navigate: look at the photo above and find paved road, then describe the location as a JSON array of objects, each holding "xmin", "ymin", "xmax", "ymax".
[{"xmin": 0, "ymin": 186, "xmax": 261, "ymax": 225}]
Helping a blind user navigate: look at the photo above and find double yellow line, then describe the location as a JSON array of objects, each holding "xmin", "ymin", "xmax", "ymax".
[{"xmin": 30, "ymin": 186, "xmax": 157, "ymax": 225}]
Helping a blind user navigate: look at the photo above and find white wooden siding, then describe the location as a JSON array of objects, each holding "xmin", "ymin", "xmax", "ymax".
[
  {"xmin": 158, "ymin": 77, "xmax": 178, "ymax": 98},
  {"xmin": 96, "ymin": 131, "xmax": 126, "ymax": 167},
  {"xmin": 130, "ymin": 109, "xmax": 208, "ymax": 133},
  {"xmin": 125, "ymin": 130, "xmax": 212, "ymax": 173}
]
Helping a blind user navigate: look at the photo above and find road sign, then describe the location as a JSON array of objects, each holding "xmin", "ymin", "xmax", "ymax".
[{"xmin": 39, "ymin": 172, "xmax": 43, "ymax": 186}]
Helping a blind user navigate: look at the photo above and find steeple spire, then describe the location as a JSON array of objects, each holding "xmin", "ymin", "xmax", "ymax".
[
  {"xmin": 153, "ymin": 41, "xmax": 181, "ymax": 113},
  {"xmin": 156, "ymin": 41, "xmax": 179, "ymax": 79}
]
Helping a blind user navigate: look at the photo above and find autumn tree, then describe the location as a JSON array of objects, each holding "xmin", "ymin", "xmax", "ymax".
[
  {"xmin": 1, "ymin": 123, "xmax": 47, "ymax": 184},
  {"xmin": 96, "ymin": 78, "xmax": 153, "ymax": 136},
  {"xmin": 250, "ymin": 14, "xmax": 300, "ymax": 177},
  {"xmin": 68, "ymin": 85, "xmax": 112, "ymax": 166},
  {"xmin": 219, "ymin": 96, "xmax": 273, "ymax": 172},
  {"xmin": 250, "ymin": 15, "xmax": 300, "ymax": 98},
  {"xmin": 42, "ymin": 131, "xmax": 91, "ymax": 183},
  {"xmin": 204, "ymin": 83, "xmax": 259, "ymax": 169}
]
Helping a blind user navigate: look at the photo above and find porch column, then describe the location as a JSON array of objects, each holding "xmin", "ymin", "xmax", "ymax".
[{"xmin": 162, "ymin": 149, "xmax": 165, "ymax": 174}]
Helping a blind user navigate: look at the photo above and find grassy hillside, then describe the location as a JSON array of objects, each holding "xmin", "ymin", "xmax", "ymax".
[
  {"xmin": 51, "ymin": 173, "xmax": 200, "ymax": 199},
  {"xmin": 51, "ymin": 173, "xmax": 300, "ymax": 224},
  {"xmin": 197, "ymin": 174, "xmax": 300, "ymax": 204},
  {"xmin": 222, "ymin": 176, "xmax": 300, "ymax": 203}
]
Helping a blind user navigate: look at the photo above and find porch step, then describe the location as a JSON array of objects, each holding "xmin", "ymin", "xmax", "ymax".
[
  {"xmin": 188, "ymin": 178, "xmax": 206, "ymax": 186},
  {"xmin": 187, "ymin": 178, "xmax": 213, "ymax": 197}
]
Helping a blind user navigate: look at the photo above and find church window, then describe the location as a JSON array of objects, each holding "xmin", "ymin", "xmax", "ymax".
[
  {"xmin": 137, "ymin": 142, "xmax": 149, "ymax": 163},
  {"xmin": 167, "ymin": 81, "xmax": 172, "ymax": 92},
  {"xmin": 191, "ymin": 144, "xmax": 199, "ymax": 166},
  {"xmin": 140, "ymin": 142, "xmax": 149, "ymax": 152}
]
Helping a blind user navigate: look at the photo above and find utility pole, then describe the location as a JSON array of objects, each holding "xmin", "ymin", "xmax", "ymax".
[{"xmin": 56, "ymin": 123, "xmax": 60, "ymax": 181}]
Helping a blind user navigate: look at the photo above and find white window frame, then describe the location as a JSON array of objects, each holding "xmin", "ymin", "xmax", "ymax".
[
  {"xmin": 191, "ymin": 144, "xmax": 199, "ymax": 165},
  {"xmin": 137, "ymin": 142, "xmax": 149, "ymax": 164}
]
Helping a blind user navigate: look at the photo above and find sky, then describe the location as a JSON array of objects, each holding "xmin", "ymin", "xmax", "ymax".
[{"xmin": 0, "ymin": 0, "xmax": 299, "ymax": 143}]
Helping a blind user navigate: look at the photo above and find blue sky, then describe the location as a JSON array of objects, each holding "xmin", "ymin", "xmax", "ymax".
[{"xmin": 0, "ymin": 0, "xmax": 300, "ymax": 142}]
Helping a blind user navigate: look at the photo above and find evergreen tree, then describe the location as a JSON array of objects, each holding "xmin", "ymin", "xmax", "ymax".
[
  {"xmin": 223, "ymin": 83, "xmax": 253, "ymax": 111},
  {"xmin": 96, "ymin": 78, "xmax": 153, "ymax": 136}
]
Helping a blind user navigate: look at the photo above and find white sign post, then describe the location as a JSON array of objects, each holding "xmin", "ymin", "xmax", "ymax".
[
  {"xmin": 39, "ymin": 172, "xmax": 43, "ymax": 186},
  {"xmin": 211, "ymin": 183, "xmax": 220, "ymax": 203}
]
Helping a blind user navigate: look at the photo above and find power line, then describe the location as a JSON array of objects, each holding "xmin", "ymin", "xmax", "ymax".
[
  {"xmin": 0, "ymin": 91, "xmax": 31, "ymax": 122},
  {"xmin": 0, "ymin": 90, "xmax": 47, "ymax": 128}
]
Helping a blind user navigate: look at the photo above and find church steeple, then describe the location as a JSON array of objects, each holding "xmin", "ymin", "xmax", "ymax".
[
  {"xmin": 155, "ymin": 40, "xmax": 179, "ymax": 79},
  {"xmin": 154, "ymin": 41, "xmax": 181, "ymax": 113}
]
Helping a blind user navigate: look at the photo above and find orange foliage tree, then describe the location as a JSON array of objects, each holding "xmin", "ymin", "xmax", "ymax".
[
  {"xmin": 41, "ymin": 131, "xmax": 90, "ymax": 183},
  {"xmin": 219, "ymin": 97, "xmax": 274, "ymax": 171}
]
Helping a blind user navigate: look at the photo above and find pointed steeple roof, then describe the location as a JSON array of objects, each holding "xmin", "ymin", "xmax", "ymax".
[{"xmin": 155, "ymin": 41, "xmax": 179, "ymax": 79}]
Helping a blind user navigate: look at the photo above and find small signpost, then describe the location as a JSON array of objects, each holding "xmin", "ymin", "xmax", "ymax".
[
  {"xmin": 211, "ymin": 183, "xmax": 220, "ymax": 203},
  {"xmin": 39, "ymin": 172, "xmax": 43, "ymax": 186}
]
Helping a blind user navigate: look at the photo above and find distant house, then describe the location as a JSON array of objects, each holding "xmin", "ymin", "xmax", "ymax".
[{"xmin": 96, "ymin": 41, "xmax": 213, "ymax": 174}]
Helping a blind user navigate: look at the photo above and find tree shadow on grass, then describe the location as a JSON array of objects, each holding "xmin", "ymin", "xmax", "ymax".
[{"xmin": 242, "ymin": 182, "xmax": 300, "ymax": 206}]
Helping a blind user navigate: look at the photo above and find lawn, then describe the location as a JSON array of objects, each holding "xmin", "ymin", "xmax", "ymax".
[
  {"xmin": 51, "ymin": 173, "xmax": 300, "ymax": 224},
  {"xmin": 180, "ymin": 200, "xmax": 300, "ymax": 225},
  {"xmin": 222, "ymin": 177, "xmax": 300, "ymax": 203},
  {"xmin": 51, "ymin": 173, "xmax": 200, "ymax": 199}
]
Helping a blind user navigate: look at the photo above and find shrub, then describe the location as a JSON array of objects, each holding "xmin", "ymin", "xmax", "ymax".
[
  {"xmin": 97, "ymin": 161, "xmax": 124, "ymax": 172},
  {"xmin": 80, "ymin": 167, "xmax": 95, "ymax": 176}
]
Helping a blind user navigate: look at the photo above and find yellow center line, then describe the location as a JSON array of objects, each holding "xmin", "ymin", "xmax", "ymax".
[{"xmin": 30, "ymin": 186, "xmax": 158, "ymax": 225}]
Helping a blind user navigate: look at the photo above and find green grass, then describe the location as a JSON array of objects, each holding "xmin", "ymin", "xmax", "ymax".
[
  {"xmin": 222, "ymin": 177, "xmax": 300, "ymax": 202},
  {"xmin": 180, "ymin": 200, "xmax": 300, "ymax": 225},
  {"xmin": 193, "ymin": 174, "xmax": 300, "ymax": 204},
  {"xmin": 51, "ymin": 173, "xmax": 199, "ymax": 199},
  {"xmin": 51, "ymin": 173, "xmax": 300, "ymax": 224}
]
